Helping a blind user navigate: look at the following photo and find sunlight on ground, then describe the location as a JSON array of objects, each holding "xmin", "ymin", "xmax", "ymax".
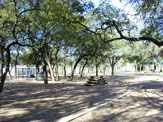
[
  {"xmin": 130, "ymin": 75, "xmax": 161, "ymax": 82},
  {"xmin": 145, "ymin": 109, "xmax": 160, "ymax": 116},
  {"xmin": 30, "ymin": 120, "xmax": 45, "ymax": 122},
  {"xmin": 0, "ymin": 108, "xmax": 29, "ymax": 117},
  {"xmin": 1, "ymin": 74, "xmax": 163, "ymax": 122},
  {"xmin": 71, "ymin": 88, "xmax": 162, "ymax": 122}
]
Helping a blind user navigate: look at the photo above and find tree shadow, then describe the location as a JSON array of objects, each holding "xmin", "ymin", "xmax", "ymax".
[
  {"xmin": 1, "ymin": 75, "xmax": 163, "ymax": 122},
  {"xmin": 126, "ymin": 80, "xmax": 163, "ymax": 89},
  {"xmin": 73, "ymin": 89, "xmax": 163, "ymax": 122},
  {"xmin": 103, "ymin": 93, "xmax": 162, "ymax": 122},
  {"xmin": 0, "ymin": 80, "xmax": 124, "ymax": 122}
]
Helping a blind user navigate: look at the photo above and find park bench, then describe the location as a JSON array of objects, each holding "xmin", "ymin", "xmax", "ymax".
[{"xmin": 85, "ymin": 76, "xmax": 107, "ymax": 86}]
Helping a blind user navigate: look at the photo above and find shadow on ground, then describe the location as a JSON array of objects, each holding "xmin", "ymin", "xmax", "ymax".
[
  {"xmin": 0, "ymin": 74, "xmax": 163, "ymax": 122},
  {"xmin": 72, "ymin": 84, "xmax": 163, "ymax": 122},
  {"xmin": 0, "ymin": 79, "xmax": 125, "ymax": 122}
]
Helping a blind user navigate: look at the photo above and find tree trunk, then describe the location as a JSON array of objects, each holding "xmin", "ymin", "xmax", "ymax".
[
  {"xmin": 64, "ymin": 65, "xmax": 66, "ymax": 77},
  {"xmin": 96, "ymin": 64, "xmax": 99, "ymax": 76},
  {"xmin": 71, "ymin": 57, "xmax": 82, "ymax": 80},
  {"xmin": 35, "ymin": 64, "xmax": 39, "ymax": 80},
  {"xmin": 0, "ymin": 66, "xmax": 8, "ymax": 93},
  {"xmin": 0, "ymin": 49, "xmax": 11, "ymax": 93},
  {"xmin": 79, "ymin": 65, "xmax": 82, "ymax": 75},
  {"xmin": 0, "ymin": 68, "xmax": 9, "ymax": 93},
  {"xmin": 0, "ymin": 65, "xmax": 9, "ymax": 93},
  {"xmin": 0, "ymin": 75, "xmax": 6, "ymax": 93},
  {"xmin": 70, "ymin": 62, "xmax": 73, "ymax": 73},
  {"xmin": 140, "ymin": 65, "xmax": 141, "ymax": 72},
  {"xmin": 46, "ymin": 60, "xmax": 55, "ymax": 81},
  {"xmin": 135, "ymin": 61, "xmax": 138, "ymax": 72},
  {"xmin": 50, "ymin": 67, "xmax": 55, "ymax": 81},
  {"xmin": 8, "ymin": 66, "xmax": 13, "ymax": 79},
  {"xmin": 111, "ymin": 65, "xmax": 114, "ymax": 76},
  {"xmin": 55, "ymin": 64, "xmax": 60, "ymax": 81},
  {"xmin": 14, "ymin": 61, "xmax": 17, "ymax": 79},
  {"xmin": 43, "ymin": 64, "xmax": 48, "ymax": 84},
  {"xmin": 80, "ymin": 60, "xmax": 87, "ymax": 78},
  {"xmin": 103, "ymin": 67, "xmax": 106, "ymax": 76},
  {"xmin": 8, "ymin": 69, "xmax": 12, "ymax": 79}
]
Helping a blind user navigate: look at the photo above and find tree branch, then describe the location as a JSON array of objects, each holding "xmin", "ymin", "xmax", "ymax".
[
  {"xmin": 69, "ymin": 18, "xmax": 163, "ymax": 47},
  {"xmin": 7, "ymin": 41, "xmax": 33, "ymax": 50}
]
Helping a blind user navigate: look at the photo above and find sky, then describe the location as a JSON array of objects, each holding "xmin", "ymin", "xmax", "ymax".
[
  {"xmin": 91, "ymin": 0, "xmax": 133, "ymax": 13},
  {"xmin": 90, "ymin": 0, "xmax": 136, "ymax": 21},
  {"xmin": 90, "ymin": 0, "xmax": 144, "ymax": 33},
  {"xmin": 91, "ymin": 0, "xmax": 126, "ymax": 8},
  {"xmin": 91, "ymin": 0, "xmax": 100, "ymax": 7}
]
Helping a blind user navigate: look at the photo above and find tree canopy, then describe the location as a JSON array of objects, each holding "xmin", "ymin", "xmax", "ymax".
[{"xmin": 124, "ymin": 0, "xmax": 163, "ymax": 46}]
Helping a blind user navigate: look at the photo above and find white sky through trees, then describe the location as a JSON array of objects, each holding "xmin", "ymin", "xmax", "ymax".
[
  {"xmin": 91, "ymin": 0, "xmax": 136, "ymax": 20},
  {"xmin": 91, "ymin": 0, "xmax": 144, "ymax": 35},
  {"xmin": 91, "ymin": 0, "xmax": 126, "ymax": 8}
]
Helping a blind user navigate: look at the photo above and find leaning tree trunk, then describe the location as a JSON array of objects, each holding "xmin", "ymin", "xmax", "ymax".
[
  {"xmin": 80, "ymin": 60, "xmax": 87, "ymax": 78},
  {"xmin": 0, "ymin": 73, "xmax": 7, "ymax": 93},
  {"xmin": 0, "ymin": 66, "xmax": 9, "ymax": 93},
  {"xmin": 70, "ymin": 62, "xmax": 73, "ymax": 73},
  {"xmin": 50, "ymin": 66, "xmax": 55, "ymax": 81},
  {"xmin": 46, "ymin": 60, "xmax": 55, "ymax": 81},
  {"xmin": 79, "ymin": 65, "xmax": 82, "ymax": 75},
  {"xmin": 71, "ymin": 57, "xmax": 82, "ymax": 80},
  {"xmin": 43, "ymin": 64, "xmax": 48, "ymax": 84},
  {"xmin": 55, "ymin": 64, "xmax": 60, "ymax": 81},
  {"xmin": 0, "ymin": 49, "xmax": 11, "ymax": 93},
  {"xmin": 8, "ymin": 65, "xmax": 13, "ymax": 79}
]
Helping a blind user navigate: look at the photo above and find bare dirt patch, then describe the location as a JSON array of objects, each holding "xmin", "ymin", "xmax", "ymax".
[
  {"xmin": 0, "ymin": 74, "xmax": 163, "ymax": 122},
  {"xmin": 71, "ymin": 89, "xmax": 163, "ymax": 122}
]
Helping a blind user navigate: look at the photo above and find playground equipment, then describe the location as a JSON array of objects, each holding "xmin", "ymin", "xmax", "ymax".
[
  {"xmin": 85, "ymin": 76, "xmax": 107, "ymax": 86},
  {"xmin": 16, "ymin": 67, "xmax": 35, "ymax": 78},
  {"xmin": 8, "ymin": 65, "xmax": 35, "ymax": 79}
]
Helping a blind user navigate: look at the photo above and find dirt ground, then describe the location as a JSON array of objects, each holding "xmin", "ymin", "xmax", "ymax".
[
  {"xmin": 72, "ymin": 89, "xmax": 163, "ymax": 122},
  {"xmin": 0, "ymin": 73, "xmax": 163, "ymax": 122}
]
